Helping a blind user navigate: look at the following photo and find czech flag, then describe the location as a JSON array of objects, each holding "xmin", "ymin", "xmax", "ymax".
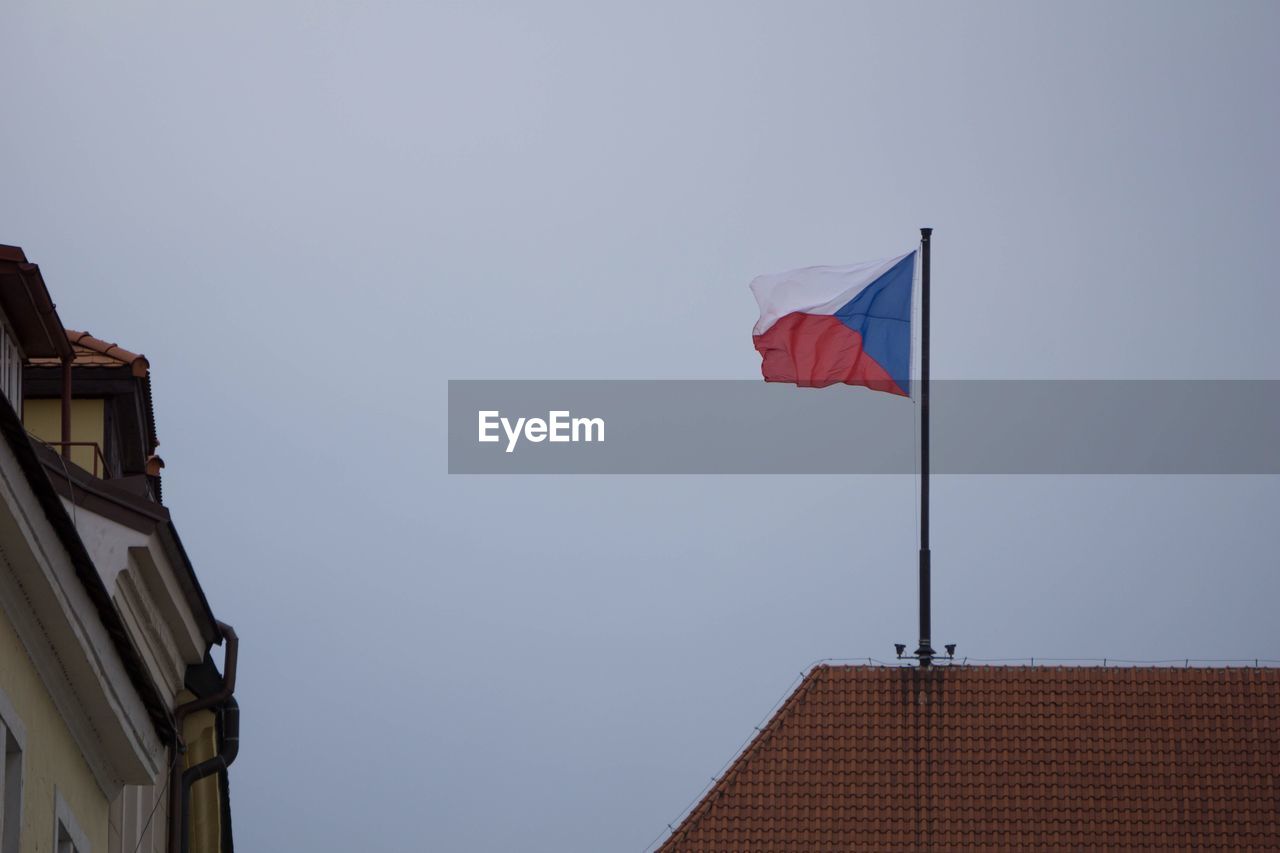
[{"xmin": 750, "ymin": 251, "xmax": 916, "ymax": 396}]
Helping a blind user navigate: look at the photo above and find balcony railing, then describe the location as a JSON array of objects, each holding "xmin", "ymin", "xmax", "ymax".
[{"xmin": 39, "ymin": 440, "xmax": 112, "ymax": 479}]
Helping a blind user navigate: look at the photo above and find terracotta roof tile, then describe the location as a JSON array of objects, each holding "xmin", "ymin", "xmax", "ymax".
[
  {"xmin": 659, "ymin": 665, "xmax": 1280, "ymax": 851},
  {"xmin": 25, "ymin": 327, "xmax": 160, "ymax": 460},
  {"xmin": 27, "ymin": 329, "xmax": 149, "ymax": 376}
]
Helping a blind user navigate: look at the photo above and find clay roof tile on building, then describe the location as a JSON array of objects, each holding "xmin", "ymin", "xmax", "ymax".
[
  {"xmin": 658, "ymin": 664, "xmax": 1280, "ymax": 851},
  {"xmin": 26, "ymin": 327, "xmax": 160, "ymax": 461},
  {"xmin": 27, "ymin": 328, "xmax": 150, "ymax": 376},
  {"xmin": 65, "ymin": 329, "xmax": 150, "ymax": 375}
]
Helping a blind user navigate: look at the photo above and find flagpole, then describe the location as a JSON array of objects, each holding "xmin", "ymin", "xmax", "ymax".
[{"xmin": 915, "ymin": 227, "xmax": 935, "ymax": 666}]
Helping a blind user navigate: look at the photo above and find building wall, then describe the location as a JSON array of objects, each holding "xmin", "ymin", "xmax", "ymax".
[
  {"xmin": 103, "ymin": 703, "xmax": 223, "ymax": 853},
  {"xmin": 108, "ymin": 778, "xmax": 167, "ymax": 853},
  {"xmin": 0, "ymin": 606, "xmax": 109, "ymax": 853},
  {"xmin": 22, "ymin": 400, "xmax": 106, "ymax": 477},
  {"xmin": 180, "ymin": 699, "xmax": 221, "ymax": 853}
]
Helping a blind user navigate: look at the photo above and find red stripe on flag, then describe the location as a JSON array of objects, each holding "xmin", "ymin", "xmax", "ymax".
[{"xmin": 753, "ymin": 312, "xmax": 906, "ymax": 395}]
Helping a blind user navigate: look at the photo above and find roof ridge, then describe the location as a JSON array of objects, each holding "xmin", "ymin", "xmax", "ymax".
[
  {"xmin": 819, "ymin": 661, "xmax": 1280, "ymax": 670},
  {"xmin": 63, "ymin": 329, "xmax": 150, "ymax": 376}
]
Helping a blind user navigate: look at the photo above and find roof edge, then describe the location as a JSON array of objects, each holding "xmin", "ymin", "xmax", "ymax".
[
  {"xmin": 659, "ymin": 666, "xmax": 826, "ymax": 852},
  {"xmin": 65, "ymin": 329, "xmax": 150, "ymax": 377},
  {"xmin": 34, "ymin": 445, "xmax": 220, "ymax": 647},
  {"xmin": 0, "ymin": 245, "xmax": 74, "ymax": 360},
  {"xmin": 0, "ymin": 390, "xmax": 174, "ymax": 740}
]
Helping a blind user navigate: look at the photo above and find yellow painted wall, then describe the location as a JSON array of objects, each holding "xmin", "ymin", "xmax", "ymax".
[
  {"xmin": 178, "ymin": 697, "xmax": 223, "ymax": 853},
  {"xmin": 22, "ymin": 399, "xmax": 106, "ymax": 476},
  {"xmin": 0, "ymin": 605, "xmax": 109, "ymax": 853}
]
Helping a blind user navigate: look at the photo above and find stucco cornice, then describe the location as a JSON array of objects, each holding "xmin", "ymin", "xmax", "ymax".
[
  {"xmin": 0, "ymin": 397, "xmax": 171, "ymax": 793},
  {"xmin": 36, "ymin": 444, "xmax": 221, "ymax": 648}
]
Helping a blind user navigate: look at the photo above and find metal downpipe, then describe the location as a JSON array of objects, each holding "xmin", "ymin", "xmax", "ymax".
[{"xmin": 168, "ymin": 621, "xmax": 238, "ymax": 853}]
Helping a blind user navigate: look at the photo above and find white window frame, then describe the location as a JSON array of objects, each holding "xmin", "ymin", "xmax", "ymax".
[
  {"xmin": 0, "ymin": 685, "xmax": 26, "ymax": 853},
  {"xmin": 54, "ymin": 789, "xmax": 91, "ymax": 853},
  {"xmin": 0, "ymin": 318, "xmax": 23, "ymax": 412}
]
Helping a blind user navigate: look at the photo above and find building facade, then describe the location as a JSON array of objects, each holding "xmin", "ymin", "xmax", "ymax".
[{"xmin": 0, "ymin": 246, "xmax": 238, "ymax": 853}]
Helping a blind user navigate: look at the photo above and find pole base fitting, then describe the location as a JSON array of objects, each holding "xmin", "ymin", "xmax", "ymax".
[{"xmin": 895, "ymin": 642, "xmax": 955, "ymax": 665}]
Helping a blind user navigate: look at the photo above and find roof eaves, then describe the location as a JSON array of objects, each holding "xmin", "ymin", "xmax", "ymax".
[
  {"xmin": 0, "ymin": 245, "xmax": 74, "ymax": 360},
  {"xmin": 34, "ymin": 445, "xmax": 219, "ymax": 647},
  {"xmin": 0, "ymin": 394, "xmax": 174, "ymax": 740},
  {"xmin": 156, "ymin": 522, "xmax": 222, "ymax": 647}
]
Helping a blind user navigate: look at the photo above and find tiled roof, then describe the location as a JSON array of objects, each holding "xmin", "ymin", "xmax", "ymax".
[
  {"xmin": 659, "ymin": 665, "xmax": 1280, "ymax": 851},
  {"xmin": 25, "ymin": 327, "xmax": 161, "ymax": 469},
  {"xmin": 28, "ymin": 329, "xmax": 150, "ymax": 376}
]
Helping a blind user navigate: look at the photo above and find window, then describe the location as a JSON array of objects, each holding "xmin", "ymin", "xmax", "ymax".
[
  {"xmin": 57, "ymin": 823, "xmax": 78, "ymax": 853},
  {"xmin": 0, "ymin": 319, "xmax": 22, "ymax": 410},
  {"xmin": 0, "ymin": 688, "xmax": 25, "ymax": 853},
  {"xmin": 54, "ymin": 791, "xmax": 90, "ymax": 853}
]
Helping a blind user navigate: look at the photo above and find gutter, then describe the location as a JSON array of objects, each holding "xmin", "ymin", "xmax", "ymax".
[
  {"xmin": 180, "ymin": 697, "xmax": 239, "ymax": 853},
  {"xmin": 170, "ymin": 621, "xmax": 238, "ymax": 853},
  {"xmin": 0, "ymin": 247, "xmax": 75, "ymax": 360},
  {"xmin": 61, "ymin": 354, "xmax": 72, "ymax": 457}
]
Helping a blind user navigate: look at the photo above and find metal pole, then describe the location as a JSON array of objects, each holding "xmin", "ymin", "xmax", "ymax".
[
  {"xmin": 915, "ymin": 227, "xmax": 935, "ymax": 666},
  {"xmin": 61, "ymin": 355, "xmax": 72, "ymax": 459}
]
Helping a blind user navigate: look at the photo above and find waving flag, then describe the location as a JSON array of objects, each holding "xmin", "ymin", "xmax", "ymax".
[{"xmin": 750, "ymin": 251, "xmax": 916, "ymax": 395}]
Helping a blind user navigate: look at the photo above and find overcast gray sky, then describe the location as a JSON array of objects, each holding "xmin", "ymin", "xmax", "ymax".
[{"xmin": 3, "ymin": 2, "xmax": 1278, "ymax": 850}]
